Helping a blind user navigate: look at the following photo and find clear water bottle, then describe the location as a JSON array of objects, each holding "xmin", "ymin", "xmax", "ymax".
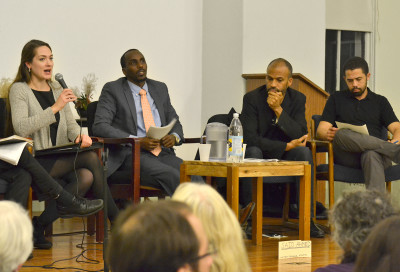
[{"xmin": 228, "ymin": 113, "xmax": 243, "ymax": 162}]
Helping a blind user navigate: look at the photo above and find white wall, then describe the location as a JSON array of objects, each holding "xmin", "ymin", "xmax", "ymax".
[
  {"xmin": 0, "ymin": 0, "xmax": 203, "ymax": 137},
  {"xmin": 375, "ymin": 0, "xmax": 400, "ymax": 205},
  {"xmin": 326, "ymin": 0, "xmax": 374, "ymax": 32},
  {"xmin": 201, "ymin": 0, "xmax": 244, "ymax": 128},
  {"xmin": 242, "ymin": 0, "xmax": 326, "ymax": 88},
  {"xmin": 375, "ymin": 0, "xmax": 400, "ymax": 116},
  {"xmin": 201, "ymin": 0, "xmax": 327, "ymax": 131},
  {"xmin": 0, "ymin": 0, "xmax": 328, "ymax": 137}
]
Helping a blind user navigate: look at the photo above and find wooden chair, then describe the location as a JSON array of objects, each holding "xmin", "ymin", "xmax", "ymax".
[
  {"xmin": 87, "ymin": 101, "xmax": 200, "ymax": 241},
  {"xmin": 310, "ymin": 114, "xmax": 398, "ymax": 212}
]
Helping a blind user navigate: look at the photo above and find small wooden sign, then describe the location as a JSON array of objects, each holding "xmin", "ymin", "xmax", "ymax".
[{"xmin": 278, "ymin": 240, "xmax": 312, "ymax": 259}]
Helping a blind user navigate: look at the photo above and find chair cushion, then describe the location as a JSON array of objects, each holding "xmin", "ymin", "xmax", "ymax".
[
  {"xmin": 317, "ymin": 163, "xmax": 400, "ymax": 183},
  {"xmin": 0, "ymin": 178, "xmax": 8, "ymax": 194},
  {"xmin": 206, "ymin": 107, "xmax": 237, "ymax": 127},
  {"xmin": 263, "ymin": 176, "xmax": 296, "ymax": 184}
]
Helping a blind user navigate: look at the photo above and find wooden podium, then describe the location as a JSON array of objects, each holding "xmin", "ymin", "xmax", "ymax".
[{"xmin": 242, "ymin": 73, "xmax": 329, "ymax": 205}]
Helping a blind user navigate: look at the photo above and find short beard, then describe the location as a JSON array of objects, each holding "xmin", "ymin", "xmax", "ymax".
[
  {"xmin": 350, "ymin": 87, "xmax": 366, "ymax": 97},
  {"xmin": 135, "ymin": 77, "xmax": 147, "ymax": 85}
]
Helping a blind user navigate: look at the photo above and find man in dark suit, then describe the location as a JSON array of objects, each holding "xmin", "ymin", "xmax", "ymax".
[
  {"xmin": 93, "ymin": 49, "xmax": 184, "ymax": 196},
  {"xmin": 241, "ymin": 58, "xmax": 324, "ymax": 238}
]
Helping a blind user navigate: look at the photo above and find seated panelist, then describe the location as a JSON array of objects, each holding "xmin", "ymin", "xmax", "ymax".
[
  {"xmin": 8, "ymin": 39, "xmax": 116, "ymax": 249},
  {"xmin": 240, "ymin": 58, "xmax": 323, "ymax": 238},
  {"xmin": 93, "ymin": 49, "xmax": 186, "ymax": 196},
  {"xmin": 0, "ymin": 146, "xmax": 103, "ymax": 249},
  {"xmin": 316, "ymin": 57, "xmax": 400, "ymax": 193}
]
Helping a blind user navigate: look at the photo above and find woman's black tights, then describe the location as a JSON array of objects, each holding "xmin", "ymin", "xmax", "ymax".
[{"xmin": 37, "ymin": 151, "xmax": 118, "ymax": 227}]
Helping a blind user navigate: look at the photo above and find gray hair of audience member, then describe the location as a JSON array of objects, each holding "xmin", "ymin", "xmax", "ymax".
[
  {"xmin": 107, "ymin": 200, "xmax": 201, "ymax": 272},
  {"xmin": 172, "ymin": 182, "xmax": 251, "ymax": 272},
  {"xmin": 0, "ymin": 201, "xmax": 33, "ymax": 272},
  {"xmin": 330, "ymin": 190, "xmax": 396, "ymax": 263},
  {"xmin": 354, "ymin": 215, "xmax": 400, "ymax": 272}
]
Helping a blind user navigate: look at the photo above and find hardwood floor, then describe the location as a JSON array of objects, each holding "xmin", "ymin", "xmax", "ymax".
[{"xmin": 21, "ymin": 217, "xmax": 342, "ymax": 272}]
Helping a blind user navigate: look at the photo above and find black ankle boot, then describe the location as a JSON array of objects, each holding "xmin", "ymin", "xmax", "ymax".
[
  {"xmin": 57, "ymin": 196, "xmax": 103, "ymax": 218},
  {"xmin": 33, "ymin": 217, "xmax": 52, "ymax": 249}
]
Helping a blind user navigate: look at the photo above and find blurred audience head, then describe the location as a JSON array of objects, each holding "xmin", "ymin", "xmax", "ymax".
[
  {"xmin": 330, "ymin": 190, "xmax": 396, "ymax": 263},
  {"xmin": 172, "ymin": 183, "xmax": 251, "ymax": 272},
  {"xmin": 354, "ymin": 215, "xmax": 400, "ymax": 272},
  {"xmin": 0, "ymin": 200, "xmax": 33, "ymax": 272},
  {"xmin": 107, "ymin": 200, "xmax": 213, "ymax": 272}
]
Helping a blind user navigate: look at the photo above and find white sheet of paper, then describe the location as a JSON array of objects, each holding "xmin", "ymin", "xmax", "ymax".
[
  {"xmin": 336, "ymin": 121, "xmax": 369, "ymax": 135},
  {"xmin": 0, "ymin": 142, "xmax": 29, "ymax": 165},
  {"xmin": 243, "ymin": 158, "xmax": 279, "ymax": 162},
  {"xmin": 0, "ymin": 135, "xmax": 33, "ymax": 145},
  {"xmin": 278, "ymin": 240, "xmax": 312, "ymax": 259},
  {"xmin": 147, "ymin": 118, "xmax": 177, "ymax": 140}
]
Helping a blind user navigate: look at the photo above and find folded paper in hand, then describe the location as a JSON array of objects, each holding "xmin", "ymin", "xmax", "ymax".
[
  {"xmin": 336, "ymin": 121, "xmax": 369, "ymax": 135},
  {"xmin": 0, "ymin": 135, "xmax": 33, "ymax": 165},
  {"xmin": 147, "ymin": 118, "xmax": 177, "ymax": 140}
]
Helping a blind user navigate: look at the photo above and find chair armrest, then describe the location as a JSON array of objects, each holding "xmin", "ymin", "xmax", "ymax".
[
  {"xmin": 95, "ymin": 137, "xmax": 141, "ymax": 203},
  {"xmin": 96, "ymin": 137, "xmax": 140, "ymax": 145},
  {"xmin": 309, "ymin": 140, "xmax": 334, "ymax": 166},
  {"xmin": 309, "ymin": 139, "xmax": 333, "ymax": 154},
  {"xmin": 183, "ymin": 137, "xmax": 201, "ymax": 144},
  {"xmin": 90, "ymin": 136, "xmax": 103, "ymax": 143},
  {"xmin": 309, "ymin": 139, "xmax": 331, "ymax": 148}
]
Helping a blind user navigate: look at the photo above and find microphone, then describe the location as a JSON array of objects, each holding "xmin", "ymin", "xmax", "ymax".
[
  {"xmin": 55, "ymin": 73, "xmax": 76, "ymax": 105},
  {"xmin": 55, "ymin": 73, "xmax": 83, "ymax": 145},
  {"xmin": 55, "ymin": 73, "xmax": 68, "ymax": 89}
]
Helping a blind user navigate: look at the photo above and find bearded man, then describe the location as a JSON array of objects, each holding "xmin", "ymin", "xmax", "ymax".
[{"xmin": 317, "ymin": 56, "xmax": 400, "ymax": 192}]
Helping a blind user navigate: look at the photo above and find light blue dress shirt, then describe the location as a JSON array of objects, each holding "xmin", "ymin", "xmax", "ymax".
[
  {"xmin": 127, "ymin": 81, "xmax": 180, "ymax": 142},
  {"xmin": 127, "ymin": 81, "xmax": 161, "ymax": 137}
]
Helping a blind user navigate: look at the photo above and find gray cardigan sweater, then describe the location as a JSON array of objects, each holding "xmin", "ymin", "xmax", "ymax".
[{"xmin": 9, "ymin": 81, "xmax": 81, "ymax": 151}]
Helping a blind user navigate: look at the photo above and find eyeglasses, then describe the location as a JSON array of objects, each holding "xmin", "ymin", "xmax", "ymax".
[
  {"xmin": 189, "ymin": 244, "xmax": 217, "ymax": 262},
  {"xmin": 190, "ymin": 249, "xmax": 217, "ymax": 262}
]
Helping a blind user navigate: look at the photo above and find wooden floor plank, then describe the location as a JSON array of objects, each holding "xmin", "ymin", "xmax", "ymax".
[{"xmin": 21, "ymin": 217, "xmax": 342, "ymax": 272}]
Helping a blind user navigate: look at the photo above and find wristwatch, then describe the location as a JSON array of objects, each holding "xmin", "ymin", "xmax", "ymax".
[{"xmin": 174, "ymin": 134, "xmax": 180, "ymax": 145}]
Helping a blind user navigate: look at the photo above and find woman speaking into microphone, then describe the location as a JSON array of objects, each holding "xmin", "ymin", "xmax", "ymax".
[{"xmin": 8, "ymin": 39, "xmax": 118, "ymax": 248}]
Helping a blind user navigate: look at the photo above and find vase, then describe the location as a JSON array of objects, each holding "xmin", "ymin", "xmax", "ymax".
[{"xmin": 77, "ymin": 108, "xmax": 88, "ymax": 118}]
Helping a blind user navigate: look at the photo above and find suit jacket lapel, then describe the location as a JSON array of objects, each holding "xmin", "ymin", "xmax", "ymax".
[
  {"xmin": 122, "ymin": 79, "xmax": 138, "ymax": 130},
  {"xmin": 259, "ymin": 87, "xmax": 272, "ymax": 135},
  {"xmin": 147, "ymin": 80, "xmax": 166, "ymax": 126}
]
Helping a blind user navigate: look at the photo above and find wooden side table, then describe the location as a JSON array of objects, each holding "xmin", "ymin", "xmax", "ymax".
[{"xmin": 180, "ymin": 160, "xmax": 311, "ymax": 245}]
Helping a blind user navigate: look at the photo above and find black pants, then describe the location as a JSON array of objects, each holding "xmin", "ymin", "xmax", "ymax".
[
  {"xmin": 0, "ymin": 167, "xmax": 31, "ymax": 206},
  {"xmin": 0, "ymin": 146, "xmax": 64, "ymax": 204},
  {"xmin": 118, "ymin": 148, "xmax": 183, "ymax": 196}
]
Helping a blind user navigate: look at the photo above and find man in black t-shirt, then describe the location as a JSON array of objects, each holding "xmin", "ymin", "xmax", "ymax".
[{"xmin": 317, "ymin": 57, "xmax": 400, "ymax": 192}]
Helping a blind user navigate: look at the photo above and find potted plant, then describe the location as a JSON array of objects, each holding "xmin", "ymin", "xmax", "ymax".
[{"xmin": 73, "ymin": 73, "xmax": 97, "ymax": 118}]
